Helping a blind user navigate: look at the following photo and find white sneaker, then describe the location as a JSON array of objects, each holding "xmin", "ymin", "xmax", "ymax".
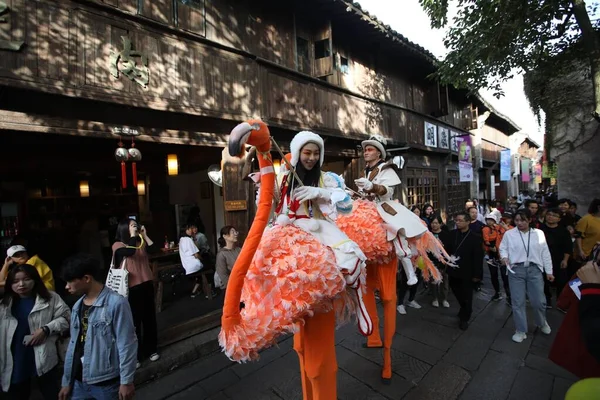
[
  {"xmin": 442, "ymin": 300, "xmax": 450, "ymax": 308},
  {"xmin": 540, "ymin": 321, "xmax": 551, "ymax": 335},
  {"xmin": 149, "ymin": 353, "xmax": 160, "ymax": 362},
  {"xmin": 136, "ymin": 362, "xmax": 141, "ymax": 369},
  {"xmin": 407, "ymin": 300, "xmax": 422, "ymax": 309},
  {"xmin": 432, "ymin": 300, "xmax": 439, "ymax": 308},
  {"xmin": 397, "ymin": 305, "xmax": 407, "ymax": 315},
  {"xmin": 512, "ymin": 331, "xmax": 527, "ymax": 343}
]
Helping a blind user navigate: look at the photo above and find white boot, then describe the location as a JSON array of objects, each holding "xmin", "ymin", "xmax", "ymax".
[{"xmin": 401, "ymin": 257, "xmax": 418, "ymax": 286}]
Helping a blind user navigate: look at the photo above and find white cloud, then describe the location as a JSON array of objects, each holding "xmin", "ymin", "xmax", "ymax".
[{"xmin": 356, "ymin": 0, "xmax": 544, "ymax": 144}]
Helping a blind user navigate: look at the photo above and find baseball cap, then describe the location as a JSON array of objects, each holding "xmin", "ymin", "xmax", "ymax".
[{"xmin": 7, "ymin": 245, "xmax": 27, "ymax": 257}]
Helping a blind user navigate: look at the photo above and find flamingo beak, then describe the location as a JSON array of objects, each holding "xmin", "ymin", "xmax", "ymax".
[{"xmin": 228, "ymin": 122, "xmax": 255, "ymax": 158}]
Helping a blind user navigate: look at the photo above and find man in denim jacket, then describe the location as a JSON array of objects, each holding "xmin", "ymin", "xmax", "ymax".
[{"xmin": 59, "ymin": 254, "xmax": 137, "ymax": 400}]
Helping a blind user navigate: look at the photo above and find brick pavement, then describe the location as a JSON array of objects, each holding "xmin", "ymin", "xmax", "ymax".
[{"xmin": 137, "ymin": 270, "xmax": 577, "ymax": 400}]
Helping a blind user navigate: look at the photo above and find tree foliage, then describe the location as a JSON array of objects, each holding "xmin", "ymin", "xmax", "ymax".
[{"xmin": 419, "ymin": 0, "xmax": 599, "ymax": 98}]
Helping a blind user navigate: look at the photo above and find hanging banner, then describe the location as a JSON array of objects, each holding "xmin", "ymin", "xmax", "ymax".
[
  {"xmin": 457, "ymin": 135, "xmax": 473, "ymax": 182},
  {"xmin": 542, "ymin": 162, "xmax": 550, "ymax": 178},
  {"xmin": 500, "ymin": 149, "xmax": 511, "ymax": 181},
  {"xmin": 521, "ymin": 159, "xmax": 531, "ymax": 182}
]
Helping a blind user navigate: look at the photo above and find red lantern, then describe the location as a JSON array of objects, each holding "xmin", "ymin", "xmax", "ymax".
[
  {"xmin": 115, "ymin": 140, "xmax": 129, "ymax": 189},
  {"xmin": 128, "ymin": 138, "xmax": 142, "ymax": 188}
]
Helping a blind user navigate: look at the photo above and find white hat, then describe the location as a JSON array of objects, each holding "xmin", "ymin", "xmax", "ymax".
[
  {"xmin": 7, "ymin": 245, "xmax": 27, "ymax": 257},
  {"xmin": 361, "ymin": 135, "xmax": 388, "ymax": 159},
  {"xmin": 290, "ymin": 131, "xmax": 325, "ymax": 167},
  {"xmin": 484, "ymin": 213, "xmax": 499, "ymax": 224}
]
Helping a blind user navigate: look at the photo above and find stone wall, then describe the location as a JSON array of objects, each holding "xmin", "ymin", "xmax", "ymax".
[{"xmin": 525, "ymin": 58, "xmax": 600, "ymax": 209}]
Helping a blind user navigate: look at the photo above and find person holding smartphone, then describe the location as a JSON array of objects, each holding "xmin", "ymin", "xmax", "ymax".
[
  {"xmin": 0, "ymin": 264, "xmax": 70, "ymax": 399},
  {"xmin": 112, "ymin": 219, "xmax": 159, "ymax": 367}
]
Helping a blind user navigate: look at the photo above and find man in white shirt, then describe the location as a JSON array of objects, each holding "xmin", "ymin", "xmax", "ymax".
[{"xmin": 499, "ymin": 209, "xmax": 554, "ymax": 343}]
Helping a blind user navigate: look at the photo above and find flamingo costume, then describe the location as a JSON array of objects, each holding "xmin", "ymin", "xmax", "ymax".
[
  {"xmin": 219, "ymin": 121, "xmax": 371, "ymax": 400},
  {"xmin": 337, "ymin": 136, "xmax": 453, "ymax": 382}
]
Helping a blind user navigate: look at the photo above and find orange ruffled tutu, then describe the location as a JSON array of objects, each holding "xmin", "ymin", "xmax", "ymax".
[
  {"xmin": 218, "ymin": 223, "xmax": 351, "ymax": 363},
  {"xmin": 337, "ymin": 199, "xmax": 393, "ymax": 265}
]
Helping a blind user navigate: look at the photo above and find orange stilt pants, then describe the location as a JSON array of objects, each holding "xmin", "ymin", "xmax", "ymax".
[
  {"xmin": 363, "ymin": 257, "xmax": 398, "ymax": 379},
  {"xmin": 293, "ymin": 308, "xmax": 337, "ymax": 400}
]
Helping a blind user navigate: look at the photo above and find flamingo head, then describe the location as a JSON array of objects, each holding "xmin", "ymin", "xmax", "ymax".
[{"xmin": 228, "ymin": 119, "xmax": 271, "ymax": 159}]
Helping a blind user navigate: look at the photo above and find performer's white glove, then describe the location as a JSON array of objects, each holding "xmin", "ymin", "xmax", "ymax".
[
  {"xmin": 354, "ymin": 178, "xmax": 373, "ymax": 191},
  {"xmin": 293, "ymin": 186, "xmax": 331, "ymax": 202}
]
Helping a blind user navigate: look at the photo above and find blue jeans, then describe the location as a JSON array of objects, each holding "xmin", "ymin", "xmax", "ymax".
[
  {"xmin": 72, "ymin": 380, "xmax": 119, "ymax": 400},
  {"xmin": 508, "ymin": 262, "xmax": 547, "ymax": 333}
]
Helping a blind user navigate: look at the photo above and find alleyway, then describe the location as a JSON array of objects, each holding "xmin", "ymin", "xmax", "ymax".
[{"xmin": 137, "ymin": 268, "xmax": 576, "ymax": 400}]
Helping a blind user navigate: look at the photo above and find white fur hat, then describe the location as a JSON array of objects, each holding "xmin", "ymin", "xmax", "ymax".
[
  {"xmin": 361, "ymin": 135, "xmax": 388, "ymax": 159},
  {"xmin": 290, "ymin": 131, "xmax": 325, "ymax": 167}
]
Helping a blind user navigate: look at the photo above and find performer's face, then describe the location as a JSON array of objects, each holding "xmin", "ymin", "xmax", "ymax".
[
  {"xmin": 363, "ymin": 145, "xmax": 381, "ymax": 162},
  {"xmin": 299, "ymin": 143, "xmax": 320, "ymax": 171}
]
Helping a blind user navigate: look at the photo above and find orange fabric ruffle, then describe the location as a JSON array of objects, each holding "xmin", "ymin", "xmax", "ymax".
[
  {"xmin": 218, "ymin": 224, "xmax": 347, "ymax": 363},
  {"xmin": 408, "ymin": 221, "xmax": 454, "ymax": 284},
  {"xmin": 336, "ymin": 199, "xmax": 393, "ymax": 264}
]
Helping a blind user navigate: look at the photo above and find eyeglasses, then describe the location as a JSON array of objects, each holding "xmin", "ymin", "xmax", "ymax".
[{"xmin": 454, "ymin": 219, "xmax": 466, "ymax": 223}]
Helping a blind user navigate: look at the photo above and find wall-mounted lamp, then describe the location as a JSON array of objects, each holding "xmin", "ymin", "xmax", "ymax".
[
  {"xmin": 137, "ymin": 180, "xmax": 146, "ymax": 195},
  {"xmin": 79, "ymin": 181, "xmax": 90, "ymax": 198},
  {"xmin": 167, "ymin": 154, "xmax": 178, "ymax": 176}
]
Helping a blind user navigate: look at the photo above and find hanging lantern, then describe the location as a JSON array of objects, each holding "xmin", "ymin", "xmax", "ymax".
[
  {"xmin": 115, "ymin": 140, "xmax": 129, "ymax": 189},
  {"xmin": 128, "ymin": 138, "xmax": 142, "ymax": 187},
  {"xmin": 167, "ymin": 154, "xmax": 178, "ymax": 176}
]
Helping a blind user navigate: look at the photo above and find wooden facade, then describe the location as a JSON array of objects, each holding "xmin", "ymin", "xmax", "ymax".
[{"xmin": 0, "ymin": 0, "xmax": 501, "ymax": 229}]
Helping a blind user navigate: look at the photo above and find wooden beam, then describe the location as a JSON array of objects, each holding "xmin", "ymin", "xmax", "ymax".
[{"xmin": 0, "ymin": 110, "xmax": 228, "ymax": 147}]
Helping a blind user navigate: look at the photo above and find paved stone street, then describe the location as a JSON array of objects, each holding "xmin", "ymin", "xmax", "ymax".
[{"xmin": 138, "ymin": 270, "xmax": 577, "ymax": 400}]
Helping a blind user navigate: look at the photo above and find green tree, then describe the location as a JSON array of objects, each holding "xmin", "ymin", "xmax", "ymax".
[{"xmin": 419, "ymin": 0, "xmax": 600, "ymax": 119}]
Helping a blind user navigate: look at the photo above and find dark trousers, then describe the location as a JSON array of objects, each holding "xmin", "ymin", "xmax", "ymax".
[
  {"xmin": 449, "ymin": 276, "xmax": 473, "ymax": 322},
  {"xmin": 1, "ymin": 368, "xmax": 60, "ymax": 400},
  {"xmin": 128, "ymin": 280, "xmax": 159, "ymax": 360},
  {"xmin": 488, "ymin": 263, "xmax": 511, "ymax": 298},
  {"xmin": 397, "ymin": 267, "xmax": 419, "ymax": 304},
  {"xmin": 556, "ymin": 265, "xmax": 574, "ymax": 298}
]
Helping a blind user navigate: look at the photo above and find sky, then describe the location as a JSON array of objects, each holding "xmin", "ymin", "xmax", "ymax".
[{"xmin": 356, "ymin": 0, "xmax": 545, "ymax": 144}]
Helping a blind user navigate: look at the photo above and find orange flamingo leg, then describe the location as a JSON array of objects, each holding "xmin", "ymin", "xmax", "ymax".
[
  {"xmin": 293, "ymin": 309, "xmax": 337, "ymax": 400},
  {"xmin": 378, "ymin": 256, "xmax": 398, "ymax": 380},
  {"xmin": 363, "ymin": 257, "xmax": 398, "ymax": 380},
  {"xmin": 364, "ymin": 262, "xmax": 383, "ymax": 348}
]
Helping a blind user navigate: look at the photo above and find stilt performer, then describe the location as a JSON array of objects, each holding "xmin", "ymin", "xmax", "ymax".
[
  {"xmin": 337, "ymin": 135, "xmax": 453, "ymax": 382},
  {"xmin": 219, "ymin": 120, "xmax": 371, "ymax": 400}
]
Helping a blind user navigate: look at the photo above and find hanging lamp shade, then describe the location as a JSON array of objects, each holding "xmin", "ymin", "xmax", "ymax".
[{"xmin": 167, "ymin": 154, "xmax": 178, "ymax": 176}]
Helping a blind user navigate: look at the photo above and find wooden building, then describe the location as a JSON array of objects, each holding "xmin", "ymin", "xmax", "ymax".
[
  {"xmin": 0, "ymin": 0, "xmax": 517, "ymax": 338},
  {"xmin": 469, "ymin": 95, "xmax": 521, "ymax": 205}
]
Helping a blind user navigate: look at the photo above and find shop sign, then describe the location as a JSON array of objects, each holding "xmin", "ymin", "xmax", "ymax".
[
  {"xmin": 109, "ymin": 36, "xmax": 149, "ymax": 88},
  {"xmin": 424, "ymin": 122, "xmax": 438, "ymax": 147},
  {"xmin": 111, "ymin": 126, "xmax": 140, "ymax": 136},
  {"xmin": 225, "ymin": 200, "xmax": 247, "ymax": 211},
  {"xmin": 0, "ymin": 2, "xmax": 25, "ymax": 52}
]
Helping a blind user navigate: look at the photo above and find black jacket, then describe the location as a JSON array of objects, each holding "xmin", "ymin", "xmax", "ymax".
[
  {"xmin": 446, "ymin": 229, "xmax": 483, "ymax": 281},
  {"xmin": 429, "ymin": 229, "xmax": 452, "ymax": 269},
  {"xmin": 540, "ymin": 224, "xmax": 572, "ymax": 269},
  {"xmin": 580, "ymin": 283, "xmax": 600, "ymax": 364}
]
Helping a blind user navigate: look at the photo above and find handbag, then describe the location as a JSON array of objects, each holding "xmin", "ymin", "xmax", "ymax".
[{"xmin": 106, "ymin": 255, "xmax": 129, "ymax": 297}]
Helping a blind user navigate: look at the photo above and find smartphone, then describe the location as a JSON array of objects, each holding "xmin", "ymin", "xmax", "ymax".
[{"xmin": 23, "ymin": 334, "xmax": 33, "ymax": 345}]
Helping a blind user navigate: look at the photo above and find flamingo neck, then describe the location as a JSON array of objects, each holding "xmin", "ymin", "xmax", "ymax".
[{"xmin": 221, "ymin": 146, "xmax": 274, "ymax": 329}]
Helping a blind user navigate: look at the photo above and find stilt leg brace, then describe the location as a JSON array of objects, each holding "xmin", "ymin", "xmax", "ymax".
[{"xmin": 393, "ymin": 235, "xmax": 418, "ymax": 286}]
